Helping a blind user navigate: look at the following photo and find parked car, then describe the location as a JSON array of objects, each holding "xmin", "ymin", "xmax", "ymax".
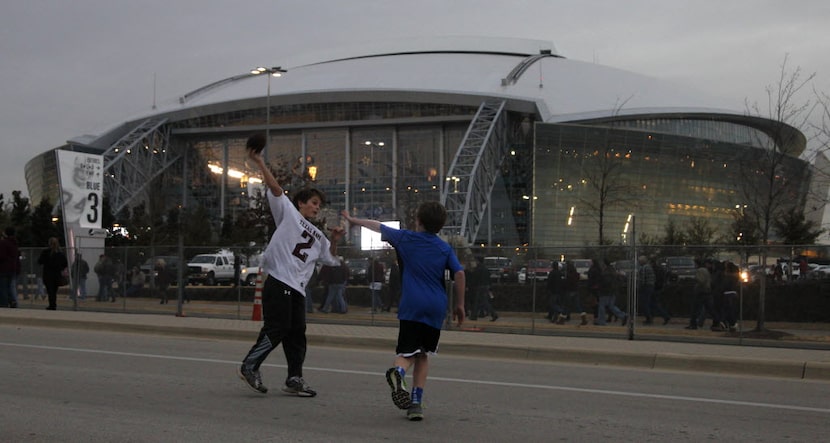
[
  {"xmin": 808, "ymin": 264, "xmax": 830, "ymax": 280},
  {"xmin": 345, "ymin": 258, "xmax": 369, "ymax": 284},
  {"xmin": 664, "ymin": 256, "xmax": 696, "ymax": 281},
  {"xmin": 778, "ymin": 260, "xmax": 820, "ymax": 280},
  {"xmin": 611, "ymin": 259, "xmax": 635, "ymax": 277},
  {"xmin": 238, "ymin": 254, "xmax": 264, "ymax": 286},
  {"xmin": 483, "ymin": 256, "xmax": 515, "ymax": 282},
  {"xmin": 523, "ymin": 259, "xmax": 554, "ymax": 282},
  {"xmin": 569, "ymin": 259, "xmax": 593, "ymax": 281},
  {"xmin": 741, "ymin": 264, "xmax": 768, "ymax": 283},
  {"xmin": 239, "ymin": 264, "xmax": 260, "ymax": 286},
  {"xmin": 187, "ymin": 252, "xmax": 237, "ymax": 285},
  {"xmin": 139, "ymin": 256, "xmax": 182, "ymax": 284}
]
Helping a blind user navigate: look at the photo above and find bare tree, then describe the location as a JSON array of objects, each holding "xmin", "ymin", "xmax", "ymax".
[
  {"xmin": 683, "ymin": 217, "xmax": 718, "ymax": 261},
  {"xmin": 741, "ymin": 54, "xmax": 815, "ymax": 332},
  {"xmin": 579, "ymin": 97, "xmax": 637, "ymax": 245}
]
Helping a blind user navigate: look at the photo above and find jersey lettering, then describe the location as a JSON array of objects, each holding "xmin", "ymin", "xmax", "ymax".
[{"xmin": 292, "ymin": 230, "xmax": 315, "ymax": 262}]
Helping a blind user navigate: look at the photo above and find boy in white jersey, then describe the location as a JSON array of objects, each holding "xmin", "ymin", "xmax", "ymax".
[{"xmin": 238, "ymin": 139, "xmax": 344, "ymax": 397}]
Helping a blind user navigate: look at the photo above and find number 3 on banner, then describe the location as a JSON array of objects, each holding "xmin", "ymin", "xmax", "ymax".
[{"xmin": 86, "ymin": 192, "xmax": 99, "ymax": 224}]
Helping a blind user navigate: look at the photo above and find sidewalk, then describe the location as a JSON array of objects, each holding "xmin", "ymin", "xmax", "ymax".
[{"xmin": 3, "ymin": 303, "xmax": 830, "ymax": 382}]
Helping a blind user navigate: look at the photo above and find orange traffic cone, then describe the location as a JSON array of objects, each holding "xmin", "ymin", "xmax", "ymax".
[{"xmin": 252, "ymin": 268, "xmax": 263, "ymax": 321}]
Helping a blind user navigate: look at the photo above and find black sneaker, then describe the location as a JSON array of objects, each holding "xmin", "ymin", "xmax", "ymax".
[
  {"xmin": 406, "ymin": 403, "xmax": 424, "ymax": 421},
  {"xmin": 238, "ymin": 365, "xmax": 267, "ymax": 394},
  {"xmin": 385, "ymin": 367, "xmax": 411, "ymax": 409},
  {"xmin": 282, "ymin": 376, "xmax": 316, "ymax": 397}
]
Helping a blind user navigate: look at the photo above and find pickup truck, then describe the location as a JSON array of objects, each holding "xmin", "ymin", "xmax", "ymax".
[{"xmin": 187, "ymin": 253, "xmax": 237, "ymax": 286}]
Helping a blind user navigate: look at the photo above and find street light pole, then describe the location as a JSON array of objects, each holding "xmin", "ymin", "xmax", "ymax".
[{"xmin": 251, "ymin": 66, "xmax": 286, "ymax": 158}]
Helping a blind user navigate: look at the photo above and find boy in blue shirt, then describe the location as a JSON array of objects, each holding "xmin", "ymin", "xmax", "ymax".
[{"xmin": 341, "ymin": 202, "xmax": 465, "ymax": 421}]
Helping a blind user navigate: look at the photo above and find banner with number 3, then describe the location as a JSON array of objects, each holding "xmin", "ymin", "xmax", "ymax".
[{"xmin": 56, "ymin": 150, "xmax": 103, "ymax": 229}]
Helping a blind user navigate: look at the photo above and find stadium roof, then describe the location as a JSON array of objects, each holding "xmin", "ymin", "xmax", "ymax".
[{"xmin": 79, "ymin": 36, "xmax": 802, "ymax": 154}]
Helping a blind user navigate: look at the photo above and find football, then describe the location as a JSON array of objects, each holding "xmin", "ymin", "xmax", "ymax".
[{"xmin": 246, "ymin": 133, "xmax": 267, "ymax": 153}]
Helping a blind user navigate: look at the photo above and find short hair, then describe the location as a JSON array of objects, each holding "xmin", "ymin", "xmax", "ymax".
[
  {"xmin": 292, "ymin": 188, "xmax": 326, "ymax": 209},
  {"xmin": 416, "ymin": 201, "xmax": 447, "ymax": 234}
]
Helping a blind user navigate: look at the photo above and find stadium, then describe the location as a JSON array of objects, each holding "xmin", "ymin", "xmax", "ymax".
[{"xmin": 24, "ymin": 36, "xmax": 824, "ymax": 250}]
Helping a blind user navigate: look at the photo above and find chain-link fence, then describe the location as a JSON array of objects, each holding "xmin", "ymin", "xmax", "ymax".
[{"xmin": 13, "ymin": 243, "xmax": 830, "ymax": 346}]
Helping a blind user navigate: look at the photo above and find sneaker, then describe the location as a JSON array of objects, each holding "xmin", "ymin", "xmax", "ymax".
[
  {"xmin": 385, "ymin": 367, "xmax": 411, "ymax": 409},
  {"xmin": 238, "ymin": 365, "xmax": 268, "ymax": 394},
  {"xmin": 406, "ymin": 403, "xmax": 424, "ymax": 421},
  {"xmin": 282, "ymin": 376, "xmax": 316, "ymax": 397}
]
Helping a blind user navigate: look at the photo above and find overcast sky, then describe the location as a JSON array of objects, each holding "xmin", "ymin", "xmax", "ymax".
[{"xmin": 2, "ymin": 0, "xmax": 829, "ymax": 200}]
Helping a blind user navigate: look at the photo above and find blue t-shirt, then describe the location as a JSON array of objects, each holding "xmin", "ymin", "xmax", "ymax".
[{"xmin": 381, "ymin": 225, "xmax": 463, "ymax": 329}]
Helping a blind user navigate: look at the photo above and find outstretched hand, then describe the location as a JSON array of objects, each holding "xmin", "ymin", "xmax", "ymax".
[
  {"xmin": 328, "ymin": 225, "xmax": 346, "ymax": 241},
  {"xmin": 453, "ymin": 305, "xmax": 465, "ymax": 327}
]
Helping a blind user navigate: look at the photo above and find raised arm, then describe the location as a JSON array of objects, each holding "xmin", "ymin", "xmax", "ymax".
[
  {"xmin": 340, "ymin": 209, "xmax": 383, "ymax": 233},
  {"xmin": 248, "ymin": 149, "xmax": 284, "ymax": 197}
]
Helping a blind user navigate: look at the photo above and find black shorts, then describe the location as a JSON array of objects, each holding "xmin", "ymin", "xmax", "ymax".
[{"xmin": 395, "ymin": 320, "xmax": 441, "ymax": 356}]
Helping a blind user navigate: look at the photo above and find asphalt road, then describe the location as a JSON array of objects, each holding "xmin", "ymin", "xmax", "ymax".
[{"xmin": 2, "ymin": 325, "xmax": 829, "ymax": 442}]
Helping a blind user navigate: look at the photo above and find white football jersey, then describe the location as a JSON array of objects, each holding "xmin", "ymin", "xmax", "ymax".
[{"xmin": 260, "ymin": 190, "xmax": 339, "ymax": 295}]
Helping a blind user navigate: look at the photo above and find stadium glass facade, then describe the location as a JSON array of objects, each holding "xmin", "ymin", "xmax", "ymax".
[
  {"xmin": 533, "ymin": 121, "xmax": 812, "ymax": 248},
  {"xmin": 156, "ymin": 101, "xmax": 526, "ymax": 246}
]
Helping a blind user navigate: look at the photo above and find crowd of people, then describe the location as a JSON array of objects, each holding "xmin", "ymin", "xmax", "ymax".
[
  {"xmin": 538, "ymin": 255, "xmax": 746, "ymax": 330},
  {"xmin": 686, "ymin": 258, "xmax": 742, "ymax": 332}
]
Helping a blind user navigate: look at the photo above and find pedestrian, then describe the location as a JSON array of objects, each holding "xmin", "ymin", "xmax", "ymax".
[
  {"xmin": 546, "ymin": 261, "xmax": 564, "ymax": 322},
  {"xmin": 124, "ymin": 265, "xmax": 144, "ymax": 297},
  {"xmin": 305, "ymin": 265, "xmax": 319, "ymax": 314},
  {"xmin": 383, "ymin": 259, "xmax": 401, "ymax": 312},
  {"xmin": 341, "ymin": 201, "xmax": 466, "ymax": 421},
  {"xmin": 721, "ymin": 261, "xmax": 740, "ymax": 332},
  {"xmin": 561, "ymin": 261, "xmax": 588, "ymax": 325},
  {"xmin": 94, "ymin": 254, "xmax": 114, "ymax": 302},
  {"xmin": 470, "ymin": 256, "xmax": 497, "ymax": 321},
  {"xmin": 799, "ymin": 258, "xmax": 810, "ymax": 279},
  {"xmin": 587, "ymin": 258, "xmax": 602, "ymax": 320},
  {"xmin": 237, "ymin": 136, "xmax": 345, "ymax": 398},
  {"xmin": 155, "ymin": 259, "xmax": 172, "ymax": 304},
  {"xmin": 709, "ymin": 260, "xmax": 726, "ymax": 329},
  {"xmin": 37, "ymin": 237, "xmax": 68, "ymax": 310},
  {"xmin": 686, "ymin": 259, "xmax": 721, "ymax": 330},
  {"xmin": 320, "ymin": 258, "xmax": 349, "ymax": 313},
  {"xmin": 594, "ymin": 259, "xmax": 627, "ymax": 326},
  {"xmin": 0, "ymin": 227, "xmax": 22, "ymax": 308},
  {"xmin": 71, "ymin": 253, "xmax": 90, "ymax": 301},
  {"xmin": 233, "ymin": 255, "xmax": 241, "ymax": 287},
  {"xmin": 34, "ymin": 262, "xmax": 46, "ymax": 301},
  {"xmin": 638, "ymin": 256, "xmax": 670, "ymax": 325},
  {"xmin": 369, "ymin": 257, "xmax": 385, "ymax": 313}
]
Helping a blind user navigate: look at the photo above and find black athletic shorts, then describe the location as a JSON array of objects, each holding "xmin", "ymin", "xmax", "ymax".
[{"xmin": 395, "ymin": 320, "xmax": 441, "ymax": 356}]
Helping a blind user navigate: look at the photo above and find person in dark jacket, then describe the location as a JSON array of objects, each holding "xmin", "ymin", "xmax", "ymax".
[
  {"xmin": 155, "ymin": 258, "xmax": 173, "ymax": 304},
  {"xmin": 554, "ymin": 261, "xmax": 587, "ymax": 325},
  {"xmin": 38, "ymin": 237, "xmax": 68, "ymax": 310},
  {"xmin": 470, "ymin": 257, "xmax": 497, "ymax": 321},
  {"xmin": 0, "ymin": 227, "xmax": 22, "ymax": 308},
  {"xmin": 546, "ymin": 262, "xmax": 563, "ymax": 322},
  {"xmin": 71, "ymin": 253, "xmax": 90, "ymax": 301}
]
